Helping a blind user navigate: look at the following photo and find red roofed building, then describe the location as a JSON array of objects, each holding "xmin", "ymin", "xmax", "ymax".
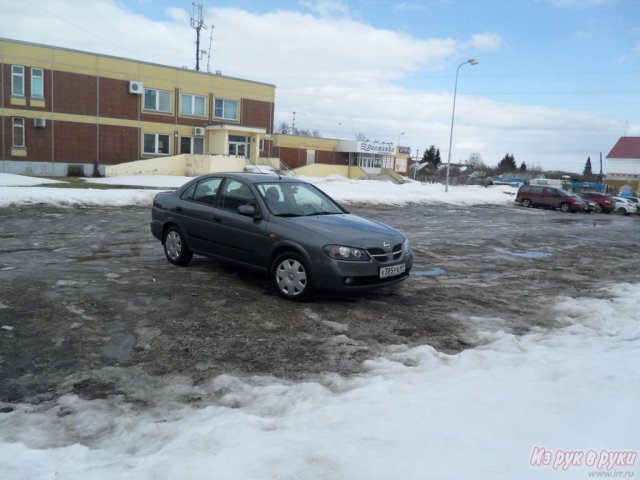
[{"xmin": 605, "ymin": 136, "xmax": 640, "ymax": 195}]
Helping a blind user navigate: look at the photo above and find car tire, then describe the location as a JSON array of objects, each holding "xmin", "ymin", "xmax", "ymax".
[
  {"xmin": 594, "ymin": 204, "xmax": 603, "ymax": 213},
  {"xmin": 617, "ymin": 207, "xmax": 628, "ymax": 215},
  {"xmin": 272, "ymin": 252, "xmax": 312, "ymax": 301},
  {"xmin": 560, "ymin": 203, "xmax": 570, "ymax": 213},
  {"xmin": 164, "ymin": 226, "xmax": 193, "ymax": 266},
  {"xmin": 520, "ymin": 199, "xmax": 531, "ymax": 208}
]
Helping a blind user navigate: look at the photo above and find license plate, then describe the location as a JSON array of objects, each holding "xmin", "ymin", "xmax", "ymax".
[{"xmin": 379, "ymin": 263, "xmax": 405, "ymax": 279}]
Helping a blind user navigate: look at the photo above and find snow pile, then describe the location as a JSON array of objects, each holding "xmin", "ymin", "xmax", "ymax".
[
  {"xmin": 1, "ymin": 283, "xmax": 638, "ymax": 479},
  {"xmin": 0, "ymin": 173, "xmax": 517, "ymax": 208},
  {"xmin": 0, "ymin": 173, "xmax": 65, "ymax": 187}
]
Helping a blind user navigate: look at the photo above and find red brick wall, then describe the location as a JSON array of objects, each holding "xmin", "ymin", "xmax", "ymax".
[
  {"xmin": 317, "ymin": 150, "xmax": 348, "ymax": 165},
  {"xmin": 99, "ymin": 78, "xmax": 140, "ymax": 119},
  {"xmin": 241, "ymin": 98, "xmax": 273, "ymax": 133},
  {"xmin": 98, "ymin": 124, "xmax": 139, "ymax": 164},
  {"xmin": 52, "ymin": 71, "xmax": 97, "ymax": 116},
  {"xmin": 276, "ymin": 147, "xmax": 306, "ymax": 169},
  {"xmin": 53, "ymin": 121, "xmax": 97, "ymax": 163},
  {"xmin": 24, "ymin": 119, "xmax": 54, "ymax": 161}
]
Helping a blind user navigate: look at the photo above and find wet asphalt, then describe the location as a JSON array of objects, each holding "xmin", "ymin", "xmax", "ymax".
[{"xmin": 0, "ymin": 202, "xmax": 639, "ymax": 405}]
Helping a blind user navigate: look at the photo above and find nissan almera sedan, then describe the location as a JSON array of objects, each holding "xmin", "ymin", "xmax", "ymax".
[{"xmin": 150, "ymin": 173, "xmax": 413, "ymax": 300}]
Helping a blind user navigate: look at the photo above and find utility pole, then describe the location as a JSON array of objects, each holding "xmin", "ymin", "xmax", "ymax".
[
  {"xmin": 414, "ymin": 149, "xmax": 420, "ymax": 180},
  {"xmin": 599, "ymin": 151, "xmax": 603, "ymax": 184},
  {"xmin": 190, "ymin": 3, "xmax": 207, "ymax": 71}
]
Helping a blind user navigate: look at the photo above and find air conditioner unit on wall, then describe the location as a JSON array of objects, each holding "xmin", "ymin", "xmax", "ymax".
[
  {"xmin": 33, "ymin": 118, "xmax": 46, "ymax": 128},
  {"xmin": 193, "ymin": 127, "xmax": 205, "ymax": 136},
  {"xmin": 128, "ymin": 81, "xmax": 144, "ymax": 94}
]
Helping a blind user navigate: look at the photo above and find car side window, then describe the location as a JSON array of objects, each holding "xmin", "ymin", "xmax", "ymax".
[
  {"xmin": 220, "ymin": 179, "xmax": 256, "ymax": 212},
  {"xmin": 180, "ymin": 183, "xmax": 196, "ymax": 200},
  {"xmin": 193, "ymin": 178, "xmax": 222, "ymax": 205}
]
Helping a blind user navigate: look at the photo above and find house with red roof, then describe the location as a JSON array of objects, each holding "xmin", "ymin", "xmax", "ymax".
[{"xmin": 605, "ymin": 136, "xmax": 640, "ymax": 195}]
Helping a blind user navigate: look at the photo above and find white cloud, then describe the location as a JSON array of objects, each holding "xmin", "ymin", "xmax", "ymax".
[
  {"xmin": 467, "ymin": 32, "xmax": 504, "ymax": 51},
  {"xmin": 298, "ymin": 0, "xmax": 351, "ymax": 18},
  {"xmin": 0, "ymin": 0, "xmax": 634, "ymax": 173}
]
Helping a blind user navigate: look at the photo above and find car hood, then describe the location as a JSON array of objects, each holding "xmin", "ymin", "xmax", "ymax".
[{"xmin": 286, "ymin": 214, "xmax": 405, "ymax": 246}]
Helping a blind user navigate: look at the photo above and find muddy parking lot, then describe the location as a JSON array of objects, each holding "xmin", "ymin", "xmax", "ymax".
[{"xmin": 1, "ymin": 203, "xmax": 639, "ymax": 406}]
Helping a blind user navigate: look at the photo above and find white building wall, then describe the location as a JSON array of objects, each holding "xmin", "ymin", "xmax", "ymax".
[{"xmin": 607, "ymin": 158, "xmax": 640, "ymax": 175}]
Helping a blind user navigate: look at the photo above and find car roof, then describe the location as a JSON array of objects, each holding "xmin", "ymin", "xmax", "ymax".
[{"xmin": 198, "ymin": 172, "xmax": 304, "ymax": 185}]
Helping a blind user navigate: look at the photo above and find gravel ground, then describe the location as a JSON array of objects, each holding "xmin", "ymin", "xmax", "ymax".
[{"xmin": 1, "ymin": 203, "xmax": 639, "ymax": 407}]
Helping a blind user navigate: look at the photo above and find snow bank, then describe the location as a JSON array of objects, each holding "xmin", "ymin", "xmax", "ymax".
[
  {"xmin": 0, "ymin": 173, "xmax": 65, "ymax": 187},
  {"xmin": 0, "ymin": 173, "xmax": 517, "ymax": 208},
  {"xmin": 1, "ymin": 283, "xmax": 638, "ymax": 479}
]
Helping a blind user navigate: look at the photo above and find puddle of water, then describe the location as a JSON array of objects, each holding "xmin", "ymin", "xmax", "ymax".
[
  {"xmin": 413, "ymin": 267, "xmax": 446, "ymax": 277},
  {"xmin": 491, "ymin": 247, "xmax": 551, "ymax": 259}
]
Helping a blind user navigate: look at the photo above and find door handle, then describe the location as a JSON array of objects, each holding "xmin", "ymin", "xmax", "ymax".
[{"xmin": 175, "ymin": 206, "xmax": 183, "ymax": 212}]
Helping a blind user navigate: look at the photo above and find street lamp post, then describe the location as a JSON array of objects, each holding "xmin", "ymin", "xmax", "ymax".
[{"xmin": 445, "ymin": 58, "xmax": 478, "ymax": 192}]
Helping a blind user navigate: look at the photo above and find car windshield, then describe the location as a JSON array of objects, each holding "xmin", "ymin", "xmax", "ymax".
[{"xmin": 257, "ymin": 182, "xmax": 345, "ymax": 217}]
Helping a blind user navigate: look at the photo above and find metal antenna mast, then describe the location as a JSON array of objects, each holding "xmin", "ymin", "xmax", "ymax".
[
  {"xmin": 190, "ymin": 3, "xmax": 207, "ymax": 71},
  {"xmin": 206, "ymin": 24, "xmax": 215, "ymax": 73}
]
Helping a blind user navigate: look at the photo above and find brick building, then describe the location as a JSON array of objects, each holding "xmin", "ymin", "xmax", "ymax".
[{"xmin": 1, "ymin": 38, "xmax": 275, "ymax": 176}]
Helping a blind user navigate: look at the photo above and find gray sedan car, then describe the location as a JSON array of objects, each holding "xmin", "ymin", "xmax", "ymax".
[{"xmin": 150, "ymin": 173, "xmax": 413, "ymax": 300}]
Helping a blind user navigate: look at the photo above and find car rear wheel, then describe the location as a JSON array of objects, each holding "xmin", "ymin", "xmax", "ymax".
[
  {"xmin": 560, "ymin": 203, "xmax": 570, "ymax": 213},
  {"xmin": 594, "ymin": 204, "xmax": 603, "ymax": 213},
  {"xmin": 272, "ymin": 252, "xmax": 312, "ymax": 301},
  {"xmin": 520, "ymin": 199, "xmax": 531, "ymax": 208},
  {"xmin": 164, "ymin": 226, "xmax": 193, "ymax": 266}
]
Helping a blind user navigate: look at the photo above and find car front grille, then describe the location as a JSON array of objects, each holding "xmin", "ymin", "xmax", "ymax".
[{"xmin": 366, "ymin": 244, "xmax": 403, "ymax": 263}]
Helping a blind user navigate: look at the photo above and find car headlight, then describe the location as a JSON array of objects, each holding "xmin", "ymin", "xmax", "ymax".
[
  {"xmin": 324, "ymin": 245, "xmax": 369, "ymax": 261},
  {"xmin": 402, "ymin": 238, "xmax": 411, "ymax": 254}
]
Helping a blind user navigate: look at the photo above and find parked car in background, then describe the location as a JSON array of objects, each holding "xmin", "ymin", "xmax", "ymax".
[
  {"xmin": 622, "ymin": 196, "xmax": 640, "ymax": 214},
  {"xmin": 612, "ymin": 196, "xmax": 638, "ymax": 216},
  {"xmin": 515, "ymin": 185, "xmax": 587, "ymax": 212},
  {"xmin": 150, "ymin": 173, "xmax": 413, "ymax": 300},
  {"xmin": 581, "ymin": 192, "xmax": 616, "ymax": 213},
  {"xmin": 571, "ymin": 193, "xmax": 595, "ymax": 213}
]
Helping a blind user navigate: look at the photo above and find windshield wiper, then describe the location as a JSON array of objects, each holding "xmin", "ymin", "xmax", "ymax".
[
  {"xmin": 274, "ymin": 212, "xmax": 302, "ymax": 217},
  {"xmin": 303, "ymin": 211, "xmax": 338, "ymax": 216}
]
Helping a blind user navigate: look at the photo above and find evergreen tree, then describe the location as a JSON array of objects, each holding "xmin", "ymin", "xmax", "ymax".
[
  {"xmin": 583, "ymin": 157, "xmax": 593, "ymax": 175},
  {"xmin": 421, "ymin": 145, "xmax": 441, "ymax": 168},
  {"xmin": 498, "ymin": 153, "xmax": 517, "ymax": 172},
  {"xmin": 519, "ymin": 161, "xmax": 527, "ymax": 172}
]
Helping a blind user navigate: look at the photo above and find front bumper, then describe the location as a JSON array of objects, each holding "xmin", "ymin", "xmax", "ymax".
[{"xmin": 310, "ymin": 251, "xmax": 414, "ymax": 292}]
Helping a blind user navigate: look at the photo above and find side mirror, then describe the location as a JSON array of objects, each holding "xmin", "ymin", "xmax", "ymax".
[{"xmin": 238, "ymin": 204, "xmax": 260, "ymax": 218}]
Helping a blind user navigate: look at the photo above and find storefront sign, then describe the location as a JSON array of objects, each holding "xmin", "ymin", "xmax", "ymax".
[
  {"xmin": 398, "ymin": 147, "xmax": 411, "ymax": 155},
  {"xmin": 357, "ymin": 141, "xmax": 395, "ymax": 155}
]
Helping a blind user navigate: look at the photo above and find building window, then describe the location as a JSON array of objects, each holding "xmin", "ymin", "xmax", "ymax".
[
  {"xmin": 143, "ymin": 133, "xmax": 170, "ymax": 155},
  {"xmin": 11, "ymin": 65, "xmax": 25, "ymax": 96},
  {"xmin": 12, "ymin": 118, "xmax": 25, "ymax": 147},
  {"xmin": 31, "ymin": 68, "xmax": 44, "ymax": 98},
  {"xmin": 143, "ymin": 89, "xmax": 171, "ymax": 113},
  {"xmin": 214, "ymin": 99, "xmax": 238, "ymax": 120},
  {"xmin": 180, "ymin": 137, "xmax": 204, "ymax": 154},
  {"xmin": 180, "ymin": 94, "xmax": 206, "ymax": 117}
]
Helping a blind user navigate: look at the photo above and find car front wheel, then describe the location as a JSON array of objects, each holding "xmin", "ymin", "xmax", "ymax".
[
  {"xmin": 594, "ymin": 204, "xmax": 603, "ymax": 213},
  {"xmin": 272, "ymin": 252, "xmax": 312, "ymax": 301},
  {"xmin": 560, "ymin": 203, "xmax": 570, "ymax": 213},
  {"xmin": 164, "ymin": 226, "xmax": 193, "ymax": 266},
  {"xmin": 520, "ymin": 199, "xmax": 531, "ymax": 208},
  {"xmin": 617, "ymin": 207, "xmax": 628, "ymax": 215}
]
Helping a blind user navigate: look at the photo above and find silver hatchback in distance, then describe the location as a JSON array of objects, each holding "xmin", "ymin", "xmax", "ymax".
[{"xmin": 150, "ymin": 173, "xmax": 413, "ymax": 300}]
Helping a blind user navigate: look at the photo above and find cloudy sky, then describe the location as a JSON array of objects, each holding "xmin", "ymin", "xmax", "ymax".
[{"xmin": 1, "ymin": 0, "xmax": 639, "ymax": 173}]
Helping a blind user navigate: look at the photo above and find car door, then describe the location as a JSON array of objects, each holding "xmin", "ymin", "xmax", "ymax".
[
  {"xmin": 210, "ymin": 179, "xmax": 270, "ymax": 268},
  {"xmin": 176, "ymin": 176, "xmax": 224, "ymax": 253},
  {"xmin": 542, "ymin": 187, "xmax": 559, "ymax": 208}
]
